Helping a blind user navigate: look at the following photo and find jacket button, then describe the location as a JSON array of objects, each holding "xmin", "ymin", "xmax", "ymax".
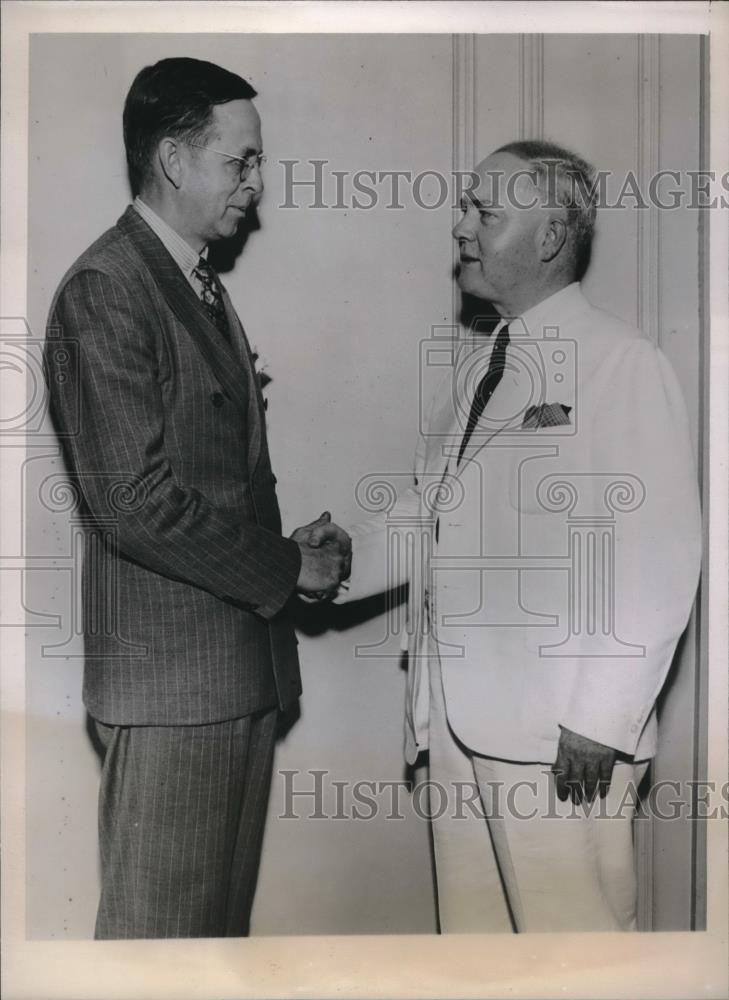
[{"xmin": 211, "ymin": 391, "xmax": 225, "ymax": 408}]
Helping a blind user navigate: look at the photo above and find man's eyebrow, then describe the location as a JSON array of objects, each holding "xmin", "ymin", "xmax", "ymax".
[
  {"xmin": 460, "ymin": 192, "xmax": 495, "ymax": 210},
  {"xmin": 225, "ymin": 145, "xmax": 262, "ymax": 159}
]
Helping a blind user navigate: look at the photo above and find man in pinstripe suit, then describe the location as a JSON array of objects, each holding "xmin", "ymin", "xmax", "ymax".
[{"xmin": 44, "ymin": 57, "xmax": 351, "ymax": 939}]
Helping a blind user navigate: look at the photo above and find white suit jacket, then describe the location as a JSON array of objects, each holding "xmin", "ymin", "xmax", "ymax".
[{"xmin": 343, "ymin": 284, "xmax": 702, "ymax": 765}]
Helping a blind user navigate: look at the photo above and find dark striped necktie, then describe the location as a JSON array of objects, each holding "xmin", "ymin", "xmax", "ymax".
[
  {"xmin": 194, "ymin": 257, "xmax": 231, "ymax": 343},
  {"xmin": 457, "ymin": 323, "xmax": 510, "ymax": 465}
]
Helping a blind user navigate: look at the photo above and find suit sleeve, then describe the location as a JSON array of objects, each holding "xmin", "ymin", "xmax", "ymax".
[
  {"xmin": 46, "ymin": 268, "xmax": 301, "ymax": 620},
  {"xmin": 559, "ymin": 337, "xmax": 702, "ymax": 754}
]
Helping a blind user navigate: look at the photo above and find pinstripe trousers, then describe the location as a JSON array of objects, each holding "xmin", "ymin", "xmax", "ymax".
[{"xmin": 93, "ymin": 708, "xmax": 277, "ymax": 939}]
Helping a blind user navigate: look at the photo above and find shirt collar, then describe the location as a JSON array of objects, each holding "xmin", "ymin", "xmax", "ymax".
[
  {"xmin": 496, "ymin": 282, "xmax": 583, "ymax": 338},
  {"xmin": 133, "ymin": 196, "xmax": 205, "ymax": 278}
]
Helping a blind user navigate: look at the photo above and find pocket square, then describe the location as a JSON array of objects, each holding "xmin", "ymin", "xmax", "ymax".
[{"xmin": 522, "ymin": 403, "xmax": 572, "ymax": 428}]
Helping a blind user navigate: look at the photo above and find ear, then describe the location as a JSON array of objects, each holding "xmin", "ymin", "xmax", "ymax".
[
  {"xmin": 539, "ymin": 215, "xmax": 568, "ymax": 263},
  {"xmin": 156, "ymin": 137, "xmax": 184, "ymax": 190}
]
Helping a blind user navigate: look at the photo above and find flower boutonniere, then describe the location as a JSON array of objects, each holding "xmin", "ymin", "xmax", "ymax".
[{"xmin": 251, "ymin": 347, "xmax": 272, "ymax": 408}]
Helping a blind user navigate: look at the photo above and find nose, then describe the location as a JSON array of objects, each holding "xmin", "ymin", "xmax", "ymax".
[
  {"xmin": 452, "ymin": 212, "xmax": 474, "ymax": 243},
  {"xmin": 244, "ymin": 163, "xmax": 264, "ymax": 197}
]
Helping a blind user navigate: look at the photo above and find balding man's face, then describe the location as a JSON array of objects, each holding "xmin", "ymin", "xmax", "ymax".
[{"xmin": 453, "ymin": 152, "xmax": 547, "ymax": 315}]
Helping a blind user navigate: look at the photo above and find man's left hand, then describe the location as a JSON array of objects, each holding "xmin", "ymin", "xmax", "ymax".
[{"xmin": 552, "ymin": 726, "xmax": 618, "ymax": 804}]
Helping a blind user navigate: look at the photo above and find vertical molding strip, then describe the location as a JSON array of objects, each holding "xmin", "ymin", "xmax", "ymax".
[
  {"xmin": 635, "ymin": 767, "xmax": 654, "ymax": 931},
  {"xmin": 634, "ymin": 34, "xmax": 662, "ymax": 933},
  {"xmin": 452, "ymin": 34, "xmax": 476, "ymax": 177},
  {"xmin": 692, "ymin": 30, "xmax": 709, "ymax": 932},
  {"xmin": 452, "ymin": 35, "xmax": 477, "ymax": 331},
  {"xmin": 519, "ymin": 35, "xmax": 544, "ymax": 140},
  {"xmin": 636, "ymin": 35, "xmax": 662, "ymax": 344}
]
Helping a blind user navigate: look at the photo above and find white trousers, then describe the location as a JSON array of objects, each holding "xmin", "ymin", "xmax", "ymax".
[{"xmin": 428, "ymin": 647, "xmax": 649, "ymax": 933}]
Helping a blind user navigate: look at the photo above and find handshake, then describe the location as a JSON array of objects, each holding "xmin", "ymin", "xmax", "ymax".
[{"xmin": 291, "ymin": 511, "xmax": 352, "ymax": 602}]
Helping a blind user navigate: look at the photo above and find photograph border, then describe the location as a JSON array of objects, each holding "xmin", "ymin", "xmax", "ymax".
[{"xmin": 2, "ymin": 3, "xmax": 727, "ymax": 998}]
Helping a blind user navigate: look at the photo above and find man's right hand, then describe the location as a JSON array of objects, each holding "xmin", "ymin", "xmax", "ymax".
[{"xmin": 292, "ymin": 511, "xmax": 352, "ymax": 599}]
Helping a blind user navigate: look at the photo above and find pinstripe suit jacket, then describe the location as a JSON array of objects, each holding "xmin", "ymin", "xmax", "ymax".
[{"xmin": 45, "ymin": 206, "xmax": 302, "ymax": 725}]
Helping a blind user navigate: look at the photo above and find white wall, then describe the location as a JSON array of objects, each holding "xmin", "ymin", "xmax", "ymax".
[{"xmin": 27, "ymin": 34, "xmax": 130, "ymax": 940}]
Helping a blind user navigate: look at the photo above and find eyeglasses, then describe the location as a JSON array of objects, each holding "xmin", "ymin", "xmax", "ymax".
[{"xmin": 185, "ymin": 141, "xmax": 267, "ymax": 181}]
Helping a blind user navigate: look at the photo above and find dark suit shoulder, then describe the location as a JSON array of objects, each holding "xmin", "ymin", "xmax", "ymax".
[
  {"xmin": 49, "ymin": 211, "xmax": 160, "ymax": 322},
  {"xmin": 61, "ymin": 218, "xmax": 146, "ymax": 285}
]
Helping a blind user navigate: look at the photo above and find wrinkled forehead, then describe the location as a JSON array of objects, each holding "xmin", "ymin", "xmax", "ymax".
[{"xmin": 470, "ymin": 152, "xmax": 540, "ymax": 209}]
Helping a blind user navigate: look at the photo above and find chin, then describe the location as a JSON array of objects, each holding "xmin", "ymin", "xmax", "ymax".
[
  {"xmin": 457, "ymin": 273, "xmax": 490, "ymax": 301},
  {"xmin": 216, "ymin": 219, "xmax": 241, "ymax": 241}
]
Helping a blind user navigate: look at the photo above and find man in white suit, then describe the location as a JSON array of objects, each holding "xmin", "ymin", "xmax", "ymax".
[{"xmin": 332, "ymin": 140, "xmax": 702, "ymax": 932}]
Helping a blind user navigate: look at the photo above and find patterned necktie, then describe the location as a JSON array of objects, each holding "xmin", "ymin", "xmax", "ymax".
[
  {"xmin": 457, "ymin": 323, "xmax": 510, "ymax": 465},
  {"xmin": 194, "ymin": 257, "xmax": 231, "ymax": 343}
]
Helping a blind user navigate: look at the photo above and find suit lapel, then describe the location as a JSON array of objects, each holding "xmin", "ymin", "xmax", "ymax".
[
  {"xmin": 221, "ymin": 293, "xmax": 265, "ymax": 474},
  {"xmin": 116, "ymin": 207, "xmax": 252, "ymax": 422},
  {"xmin": 451, "ymin": 398, "xmax": 513, "ymax": 471}
]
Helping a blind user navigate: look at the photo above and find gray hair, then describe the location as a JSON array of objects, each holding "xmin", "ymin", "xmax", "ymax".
[{"xmin": 495, "ymin": 139, "xmax": 597, "ymax": 278}]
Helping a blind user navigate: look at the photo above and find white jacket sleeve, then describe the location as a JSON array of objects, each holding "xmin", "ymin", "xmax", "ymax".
[
  {"xmin": 335, "ymin": 488, "xmax": 421, "ymax": 602},
  {"xmin": 336, "ymin": 395, "xmax": 436, "ymax": 604},
  {"xmin": 559, "ymin": 338, "xmax": 702, "ymax": 753}
]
